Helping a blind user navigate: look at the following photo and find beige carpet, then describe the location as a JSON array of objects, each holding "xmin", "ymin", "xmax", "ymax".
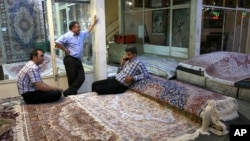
[{"xmin": 1, "ymin": 90, "xmax": 202, "ymax": 141}]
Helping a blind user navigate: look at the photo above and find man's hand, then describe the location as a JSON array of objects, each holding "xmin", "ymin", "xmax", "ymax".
[
  {"xmin": 64, "ymin": 48, "xmax": 70, "ymax": 56},
  {"xmin": 93, "ymin": 15, "xmax": 98, "ymax": 25},
  {"xmin": 34, "ymin": 81, "xmax": 63, "ymax": 92},
  {"xmin": 120, "ymin": 55, "xmax": 127, "ymax": 66},
  {"xmin": 125, "ymin": 76, "xmax": 134, "ymax": 84},
  {"xmin": 88, "ymin": 15, "xmax": 98, "ymax": 32},
  {"xmin": 55, "ymin": 43, "xmax": 70, "ymax": 56}
]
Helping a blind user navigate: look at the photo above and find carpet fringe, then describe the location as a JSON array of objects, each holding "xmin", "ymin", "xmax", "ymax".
[
  {"xmin": 12, "ymin": 104, "xmax": 29, "ymax": 141},
  {"xmin": 200, "ymin": 97, "xmax": 239, "ymax": 136},
  {"xmin": 217, "ymin": 97, "xmax": 239, "ymax": 121},
  {"xmin": 169, "ymin": 128, "xmax": 202, "ymax": 141}
]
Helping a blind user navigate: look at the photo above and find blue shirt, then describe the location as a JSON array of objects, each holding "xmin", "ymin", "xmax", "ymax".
[
  {"xmin": 55, "ymin": 30, "xmax": 89, "ymax": 59},
  {"xmin": 17, "ymin": 61, "xmax": 42, "ymax": 95},
  {"xmin": 116, "ymin": 57, "xmax": 149, "ymax": 86}
]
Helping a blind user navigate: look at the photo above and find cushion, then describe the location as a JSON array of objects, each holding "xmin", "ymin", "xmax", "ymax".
[
  {"xmin": 176, "ymin": 65, "xmax": 204, "ymax": 76},
  {"xmin": 235, "ymin": 78, "xmax": 250, "ymax": 88}
]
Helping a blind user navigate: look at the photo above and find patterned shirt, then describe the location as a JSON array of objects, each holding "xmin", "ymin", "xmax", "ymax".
[
  {"xmin": 55, "ymin": 30, "xmax": 89, "ymax": 59},
  {"xmin": 17, "ymin": 61, "xmax": 42, "ymax": 95},
  {"xmin": 116, "ymin": 57, "xmax": 149, "ymax": 86}
]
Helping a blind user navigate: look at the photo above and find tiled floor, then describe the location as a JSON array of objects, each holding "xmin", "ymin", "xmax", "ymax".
[{"xmin": 194, "ymin": 99, "xmax": 250, "ymax": 141}]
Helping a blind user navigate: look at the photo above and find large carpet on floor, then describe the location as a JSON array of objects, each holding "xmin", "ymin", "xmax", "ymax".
[{"xmin": 0, "ymin": 90, "xmax": 202, "ymax": 141}]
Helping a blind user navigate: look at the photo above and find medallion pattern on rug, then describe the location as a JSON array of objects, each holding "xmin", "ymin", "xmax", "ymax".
[
  {"xmin": 11, "ymin": 91, "xmax": 200, "ymax": 141},
  {"xmin": 1, "ymin": 0, "xmax": 44, "ymax": 63}
]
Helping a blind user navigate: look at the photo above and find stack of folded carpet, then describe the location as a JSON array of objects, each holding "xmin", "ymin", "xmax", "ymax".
[
  {"xmin": 176, "ymin": 51, "xmax": 250, "ymax": 101},
  {"xmin": 130, "ymin": 75, "xmax": 239, "ymax": 135}
]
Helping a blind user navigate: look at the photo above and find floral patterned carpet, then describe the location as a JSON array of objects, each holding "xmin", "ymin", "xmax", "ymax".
[
  {"xmin": 1, "ymin": 91, "xmax": 202, "ymax": 141},
  {"xmin": 0, "ymin": 97, "xmax": 20, "ymax": 140},
  {"xmin": 178, "ymin": 51, "xmax": 250, "ymax": 84}
]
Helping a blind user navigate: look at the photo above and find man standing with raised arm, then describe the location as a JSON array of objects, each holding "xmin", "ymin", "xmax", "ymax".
[{"xmin": 55, "ymin": 16, "xmax": 97, "ymax": 97}]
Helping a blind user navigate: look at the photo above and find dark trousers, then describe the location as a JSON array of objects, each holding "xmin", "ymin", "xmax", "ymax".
[
  {"xmin": 63, "ymin": 56, "xmax": 85, "ymax": 95},
  {"xmin": 22, "ymin": 90, "xmax": 62, "ymax": 104},
  {"xmin": 92, "ymin": 77, "xmax": 128, "ymax": 94}
]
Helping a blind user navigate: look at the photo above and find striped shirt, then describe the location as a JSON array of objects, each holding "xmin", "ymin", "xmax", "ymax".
[
  {"xmin": 17, "ymin": 61, "xmax": 42, "ymax": 95},
  {"xmin": 116, "ymin": 57, "xmax": 149, "ymax": 86},
  {"xmin": 55, "ymin": 30, "xmax": 89, "ymax": 59}
]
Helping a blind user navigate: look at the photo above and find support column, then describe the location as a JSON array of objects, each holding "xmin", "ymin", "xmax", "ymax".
[
  {"xmin": 92, "ymin": 0, "xmax": 107, "ymax": 80},
  {"xmin": 189, "ymin": 0, "xmax": 202, "ymax": 58},
  {"xmin": 46, "ymin": 0, "xmax": 58, "ymax": 86}
]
